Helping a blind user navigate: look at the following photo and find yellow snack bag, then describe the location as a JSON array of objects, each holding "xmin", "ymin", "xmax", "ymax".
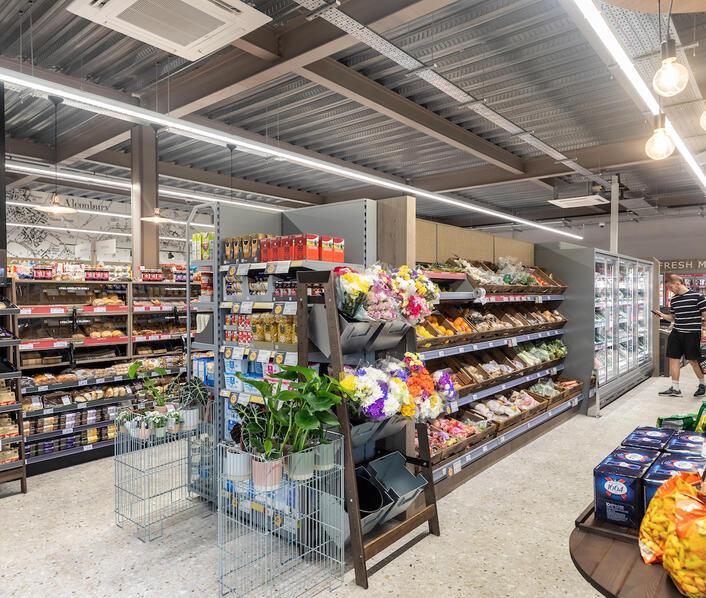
[
  {"xmin": 663, "ymin": 490, "xmax": 706, "ymax": 597},
  {"xmin": 639, "ymin": 472, "xmax": 701, "ymax": 565}
]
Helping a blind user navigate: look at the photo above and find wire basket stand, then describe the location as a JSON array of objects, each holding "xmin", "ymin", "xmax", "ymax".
[
  {"xmin": 217, "ymin": 432, "xmax": 345, "ymax": 597},
  {"xmin": 114, "ymin": 421, "xmax": 215, "ymax": 542}
]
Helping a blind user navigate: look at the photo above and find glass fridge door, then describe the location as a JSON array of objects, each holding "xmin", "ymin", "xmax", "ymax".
[
  {"xmin": 594, "ymin": 256, "xmax": 608, "ymax": 384},
  {"xmin": 636, "ymin": 263, "xmax": 650, "ymax": 364},
  {"xmin": 605, "ymin": 255, "xmax": 618, "ymax": 382},
  {"xmin": 617, "ymin": 259, "xmax": 634, "ymax": 374}
]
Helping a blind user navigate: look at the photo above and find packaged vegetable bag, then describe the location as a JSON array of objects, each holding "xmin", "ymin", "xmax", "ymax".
[
  {"xmin": 695, "ymin": 402, "xmax": 706, "ymax": 434},
  {"xmin": 663, "ymin": 490, "xmax": 706, "ymax": 597},
  {"xmin": 639, "ymin": 472, "xmax": 702, "ymax": 564}
]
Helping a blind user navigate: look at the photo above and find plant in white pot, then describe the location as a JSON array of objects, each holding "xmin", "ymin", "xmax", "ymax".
[
  {"xmin": 115, "ymin": 410, "xmax": 137, "ymax": 434},
  {"xmin": 167, "ymin": 411, "xmax": 181, "ymax": 434},
  {"xmin": 149, "ymin": 412, "xmax": 168, "ymax": 439},
  {"xmin": 236, "ymin": 365, "xmax": 344, "ymax": 485},
  {"xmin": 128, "ymin": 360, "xmax": 181, "ymax": 413},
  {"xmin": 176, "ymin": 378, "xmax": 210, "ymax": 430}
]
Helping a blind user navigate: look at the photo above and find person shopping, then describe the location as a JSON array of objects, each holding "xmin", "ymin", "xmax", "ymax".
[{"xmin": 656, "ymin": 274, "xmax": 706, "ymax": 397}]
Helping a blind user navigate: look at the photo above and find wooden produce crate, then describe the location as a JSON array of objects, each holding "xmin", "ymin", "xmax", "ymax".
[
  {"xmin": 534, "ymin": 267, "xmax": 567, "ymax": 294},
  {"xmin": 458, "ymin": 410, "xmax": 498, "ymax": 445}
]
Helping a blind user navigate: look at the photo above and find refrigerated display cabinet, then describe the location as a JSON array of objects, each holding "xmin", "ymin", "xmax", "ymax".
[{"xmin": 535, "ymin": 244, "xmax": 656, "ymax": 408}]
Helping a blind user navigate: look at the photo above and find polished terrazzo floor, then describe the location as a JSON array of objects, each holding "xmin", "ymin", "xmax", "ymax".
[{"xmin": 1, "ymin": 371, "xmax": 701, "ymax": 597}]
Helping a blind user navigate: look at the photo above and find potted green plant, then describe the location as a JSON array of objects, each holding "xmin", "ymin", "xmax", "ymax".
[
  {"xmin": 128, "ymin": 360, "xmax": 181, "ymax": 413},
  {"xmin": 236, "ymin": 365, "xmax": 344, "ymax": 485},
  {"xmin": 115, "ymin": 410, "xmax": 136, "ymax": 434},
  {"xmin": 176, "ymin": 377, "xmax": 210, "ymax": 430},
  {"xmin": 167, "ymin": 410, "xmax": 181, "ymax": 433},
  {"xmin": 148, "ymin": 412, "xmax": 168, "ymax": 439}
]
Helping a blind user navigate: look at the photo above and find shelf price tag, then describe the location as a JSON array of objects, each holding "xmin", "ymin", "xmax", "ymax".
[
  {"xmin": 37, "ymin": 385, "xmax": 48, "ymax": 392},
  {"xmin": 437, "ymin": 349, "xmax": 445, "ymax": 357},
  {"xmin": 93, "ymin": 307, "xmax": 106, "ymax": 313},
  {"xmin": 282, "ymin": 302, "xmax": 297, "ymax": 315},
  {"xmin": 231, "ymin": 346, "xmax": 246, "ymax": 360},
  {"xmin": 535, "ymin": 296, "xmax": 543, "ymax": 304},
  {"xmin": 447, "ymin": 399, "xmax": 459, "ymax": 413},
  {"xmin": 240, "ymin": 302, "xmax": 254, "ymax": 314},
  {"xmin": 549, "ymin": 367, "xmax": 558, "ymax": 376},
  {"xmin": 452, "ymin": 461, "xmax": 462, "ymax": 475},
  {"xmin": 265, "ymin": 261, "xmax": 290, "ymax": 275},
  {"xmin": 237, "ymin": 393, "xmax": 250, "ymax": 405},
  {"xmin": 507, "ymin": 337, "xmax": 517, "ymax": 347},
  {"xmin": 50, "ymin": 307, "xmax": 65, "ymax": 314},
  {"xmin": 257, "ymin": 350, "xmax": 272, "ymax": 364},
  {"xmin": 82, "ymin": 444, "xmax": 93, "ymax": 451},
  {"xmin": 236, "ymin": 263, "xmax": 250, "ymax": 276},
  {"xmin": 284, "ymin": 352, "xmax": 298, "ymax": 366}
]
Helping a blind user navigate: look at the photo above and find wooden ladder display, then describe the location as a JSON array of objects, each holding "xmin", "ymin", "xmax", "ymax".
[{"xmin": 296, "ymin": 270, "xmax": 440, "ymax": 589}]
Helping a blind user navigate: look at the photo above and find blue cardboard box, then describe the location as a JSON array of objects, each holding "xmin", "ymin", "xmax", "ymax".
[
  {"xmin": 594, "ymin": 447, "xmax": 659, "ymax": 528},
  {"xmin": 621, "ymin": 426, "xmax": 674, "ymax": 452},
  {"xmin": 664, "ymin": 431, "xmax": 706, "ymax": 456},
  {"xmin": 643, "ymin": 454, "xmax": 706, "ymax": 510}
]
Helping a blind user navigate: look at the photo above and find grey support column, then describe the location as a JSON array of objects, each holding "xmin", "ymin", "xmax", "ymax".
[
  {"xmin": 131, "ymin": 124, "xmax": 159, "ymax": 272},
  {"xmin": 0, "ymin": 83, "xmax": 6, "ymax": 276},
  {"xmin": 609, "ymin": 174, "xmax": 619, "ymax": 254}
]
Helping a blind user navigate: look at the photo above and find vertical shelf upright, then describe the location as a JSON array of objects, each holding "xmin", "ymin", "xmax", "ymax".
[{"xmin": 0, "ymin": 278, "xmax": 25, "ymax": 492}]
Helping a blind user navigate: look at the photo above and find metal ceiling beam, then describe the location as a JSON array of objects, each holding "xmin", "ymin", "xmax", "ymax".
[
  {"xmin": 297, "ymin": 58, "xmax": 524, "ymax": 174},
  {"xmin": 47, "ymin": 0, "xmax": 463, "ymax": 165},
  {"xmin": 5, "ymin": 138, "xmax": 324, "ymax": 205},
  {"xmin": 325, "ymin": 138, "xmax": 656, "ymax": 201}
]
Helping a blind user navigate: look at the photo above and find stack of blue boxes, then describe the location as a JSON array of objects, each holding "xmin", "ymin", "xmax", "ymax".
[{"xmin": 593, "ymin": 426, "xmax": 705, "ymax": 528}]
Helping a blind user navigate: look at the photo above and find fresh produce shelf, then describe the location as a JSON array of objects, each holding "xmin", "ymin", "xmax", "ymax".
[
  {"xmin": 438, "ymin": 292, "xmax": 565, "ymax": 303},
  {"xmin": 434, "ymin": 391, "xmax": 585, "ymax": 483},
  {"xmin": 25, "ymin": 439, "xmax": 114, "ymax": 464},
  {"xmin": 457, "ymin": 363, "xmax": 565, "ymax": 407},
  {"xmin": 419, "ymin": 328, "xmax": 564, "ymax": 360},
  {"xmin": 21, "ymin": 367, "xmax": 186, "ymax": 395}
]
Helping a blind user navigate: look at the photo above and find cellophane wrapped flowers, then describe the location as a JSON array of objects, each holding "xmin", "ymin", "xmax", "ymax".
[
  {"xmin": 335, "ymin": 267, "xmax": 371, "ymax": 319},
  {"xmin": 389, "ymin": 266, "xmax": 440, "ymax": 325},
  {"xmin": 360, "ymin": 265, "xmax": 399, "ymax": 321},
  {"xmin": 403, "ymin": 352, "xmax": 445, "ymax": 421},
  {"xmin": 340, "ymin": 366, "xmax": 400, "ymax": 421}
]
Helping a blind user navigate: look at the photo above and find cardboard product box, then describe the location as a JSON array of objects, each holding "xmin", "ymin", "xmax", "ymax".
[
  {"xmin": 333, "ymin": 237, "xmax": 345, "ymax": 263},
  {"xmin": 622, "ymin": 426, "xmax": 675, "ymax": 452},
  {"xmin": 320, "ymin": 236, "xmax": 334, "ymax": 262},
  {"xmin": 224, "ymin": 238, "xmax": 233, "ymax": 262},
  {"xmin": 232, "ymin": 237, "xmax": 243, "ymax": 263},
  {"xmin": 306, "ymin": 234, "xmax": 320, "ymax": 260},
  {"xmin": 278, "ymin": 235, "xmax": 292, "ymax": 261},
  {"xmin": 224, "ymin": 358, "xmax": 248, "ymax": 375},
  {"xmin": 270, "ymin": 237, "xmax": 281, "ymax": 262},
  {"xmin": 291, "ymin": 234, "xmax": 306, "ymax": 261},
  {"xmin": 191, "ymin": 233, "xmax": 202, "ymax": 261},
  {"xmin": 261, "ymin": 238, "xmax": 271, "ymax": 263},
  {"xmin": 241, "ymin": 237, "xmax": 252, "ymax": 263},
  {"xmin": 643, "ymin": 454, "xmax": 706, "ymax": 510},
  {"xmin": 250, "ymin": 235, "xmax": 263, "ymax": 264},
  {"xmin": 594, "ymin": 446, "xmax": 659, "ymax": 528},
  {"xmin": 224, "ymin": 374, "xmax": 244, "ymax": 393},
  {"xmin": 664, "ymin": 431, "xmax": 706, "ymax": 456}
]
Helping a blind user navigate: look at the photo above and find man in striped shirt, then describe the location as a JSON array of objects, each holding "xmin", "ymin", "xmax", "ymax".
[{"xmin": 656, "ymin": 274, "xmax": 706, "ymax": 397}]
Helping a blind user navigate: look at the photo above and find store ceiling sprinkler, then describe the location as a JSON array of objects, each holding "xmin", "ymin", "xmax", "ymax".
[
  {"xmin": 645, "ymin": 112, "xmax": 676, "ymax": 160},
  {"xmin": 35, "ymin": 98, "xmax": 77, "ymax": 216}
]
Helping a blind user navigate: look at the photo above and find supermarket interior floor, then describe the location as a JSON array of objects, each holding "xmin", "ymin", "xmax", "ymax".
[{"xmin": 1, "ymin": 371, "xmax": 701, "ymax": 598}]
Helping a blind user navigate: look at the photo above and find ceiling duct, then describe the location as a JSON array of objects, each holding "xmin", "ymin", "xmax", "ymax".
[{"xmin": 67, "ymin": 0, "xmax": 271, "ymax": 61}]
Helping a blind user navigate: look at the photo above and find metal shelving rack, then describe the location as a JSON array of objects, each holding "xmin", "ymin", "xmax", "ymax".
[{"xmin": 0, "ymin": 278, "xmax": 25, "ymax": 492}]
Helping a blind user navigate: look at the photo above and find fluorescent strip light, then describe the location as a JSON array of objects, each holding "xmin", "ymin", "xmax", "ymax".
[
  {"xmin": 159, "ymin": 236, "xmax": 187, "ymax": 242},
  {"xmin": 573, "ymin": 0, "xmax": 706, "ymax": 191},
  {"xmin": 8, "ymin": 222, "xmax": 131, "ymax": 237},
  {"xmin": 7, "ymin": 199, "xmax": 214, "ymax": 227},
  {"xmin": 0, "ymin": 66, "xmax": 581, "ymax": 240}
]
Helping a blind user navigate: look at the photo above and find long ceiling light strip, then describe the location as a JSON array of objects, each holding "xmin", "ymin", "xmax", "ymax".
[
  {"xmin": 0, "ymin": 67, "xmax": 582, "ymax": 239},
  {"xmin": 293, "ymin": 0, "xmax": 610, "ymax": 189},
  {"xmin": 572, "ymin": 0, "xmax": 706, "ymax": 191},
  {"xmin": 7, "ymin": 199, "xmax": 215, "ymax": 228},
  {"xmin": 5, "ymin": 159, "xmax": 283, "ymax": 213},
  {"xmin": 8, "ymin": 221, "xmax": 188, "ymax": 242}
]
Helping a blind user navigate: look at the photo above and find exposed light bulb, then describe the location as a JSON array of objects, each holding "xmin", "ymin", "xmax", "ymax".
[
  {"xmin": 652, "ymin": 40, "xmax": 689, "ymax": 97},
  {"xmin": 34, "ymin": 193, "xmax": 77, "ymax": 215},
  {"xmin": 645, "ymin": 127, "xmax": 675, "ymax": 160},
  {"xmin": 700, "ymin": 110, "xmax": 706, "ymax": 131},
  {"xmin": 141, "ymin": 207, "xmax": 171, "ymax": 224}
]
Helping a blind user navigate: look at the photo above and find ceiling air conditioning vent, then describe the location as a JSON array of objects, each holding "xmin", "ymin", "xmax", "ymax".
[
  {"xmin": 547, "ymin": 195, "xmax": 609, "ymax": 209},
  {"xmin": 67, "ymin": 0, "xmax": 272, "ymax": 61}
]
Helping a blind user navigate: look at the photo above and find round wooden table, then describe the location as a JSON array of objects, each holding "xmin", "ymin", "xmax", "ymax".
[{"xmin": 570, "ymin": 522, "xmax": 681, "ymax": 598}]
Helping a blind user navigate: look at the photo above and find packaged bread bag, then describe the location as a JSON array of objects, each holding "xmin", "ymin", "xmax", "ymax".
[
  {"xmin": 639, "ymin": 471, "xmax": 702, "ymax": 564},
  {"xmin": 663, "ymin": 489, "xmax": 706, "ymax": 597}
]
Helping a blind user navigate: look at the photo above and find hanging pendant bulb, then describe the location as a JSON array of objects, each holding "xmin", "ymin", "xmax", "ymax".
[
  {"xmin": 653, "ymin": 39, "xmax": 689, "ymax": 97},
  {"xmin": 35, "ymin": 193, "xmax": 77, "ymax": 215},
  {"xmin": 699, "ymin": 110, "xmax": 706, "ymax": 131},
  {"xmin": 141, "ymin": 207, "xmax": 171, "ymax": 224},
  {"xmin": 645, "ymin": 112, "xmax": 675, "ymax": 160}
]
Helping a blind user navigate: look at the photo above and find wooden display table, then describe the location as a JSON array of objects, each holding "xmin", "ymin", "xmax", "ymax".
[{"xmin": 570, "ymin": 505, "xmax": 681, "ymax": 598}]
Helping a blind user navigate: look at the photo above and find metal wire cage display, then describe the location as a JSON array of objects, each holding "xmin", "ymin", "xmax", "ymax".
[
  {"xmin": 217, "ymin": 432, "xmax": 345, "ymax": 597},
  {"xmin": 114, "ymin": 420, "xmax": 215, "ymax": 542}
]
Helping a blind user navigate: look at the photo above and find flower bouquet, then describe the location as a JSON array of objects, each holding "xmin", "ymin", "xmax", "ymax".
[
  {"xmin": 388, "ymin": 266, "xmax": 440, "ymax": 325},
  {"xmin": 360, "ymin": 265, "xmax": 399, "ymax": 322},
  {"xmin": 335, "ymin": 267, "xmax": 371, "ymax": 319},
  {"xmin": 402, "ymin": 352, "xmax": 445, "ymax": 422},
  {"xmin": 340, "ymin": 366, "xmax": 399, "ymax": 421}
]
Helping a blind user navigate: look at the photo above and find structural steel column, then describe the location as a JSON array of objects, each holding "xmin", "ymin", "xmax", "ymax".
[
  {"xmin": 131, "ymin": 125, "xmax": 159, "ymax": 272},
  {"xmin": 610, "ymin": 174, "xmax": 619, "ymax": 254},
  {"xmin": 0, "ymin": 83, "xmax": 6, "ymax": 276}
]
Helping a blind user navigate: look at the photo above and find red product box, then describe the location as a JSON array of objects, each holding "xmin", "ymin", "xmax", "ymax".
[
  {"xmin": 279, "ymin": 235, "xmax": 292, "ymax": 261},
  {"xmin": 270, "ymin": 237, "xmax": 281, "ymax": 262},
  {"xmin": 261, "ymin": 238, "xmax": 270, "ymax": 263},
  {"xmin": 333, "ymin": 237, "xmax": 345, "ymax": 263},
  {"xmin": 291, "ymin": 234, "xmax": 306, "ymax": 260},
  {"xmin": 306, "ymin": 234, "xmax": 320, "ymax": 261},
  {"xmin": 320, "ymin": 236, "xmax": 334, "ymax": 262}
]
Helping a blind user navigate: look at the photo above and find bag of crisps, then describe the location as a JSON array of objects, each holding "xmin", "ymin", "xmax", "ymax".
[
  {"xmin": 663, "ymin": 490, "xmax": 706, "ymax": 597},
  {"xmin": 639, "ymin": 472, "xmax": 702, "ymax": 564}
]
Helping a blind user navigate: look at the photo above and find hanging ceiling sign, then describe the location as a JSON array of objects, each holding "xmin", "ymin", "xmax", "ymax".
[{"xmin": 660, "ymin": 259, "xmax": 706, "ymax": 273}]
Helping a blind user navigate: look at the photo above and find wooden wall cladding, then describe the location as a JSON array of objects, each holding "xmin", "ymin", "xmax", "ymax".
[
  {"xmin": 416, "ymin": 219, "xmax": 438, "ymax": 263},
  {"xmin": 493, "ymin": 236, "xmax": 534, "ymax": 265}
]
